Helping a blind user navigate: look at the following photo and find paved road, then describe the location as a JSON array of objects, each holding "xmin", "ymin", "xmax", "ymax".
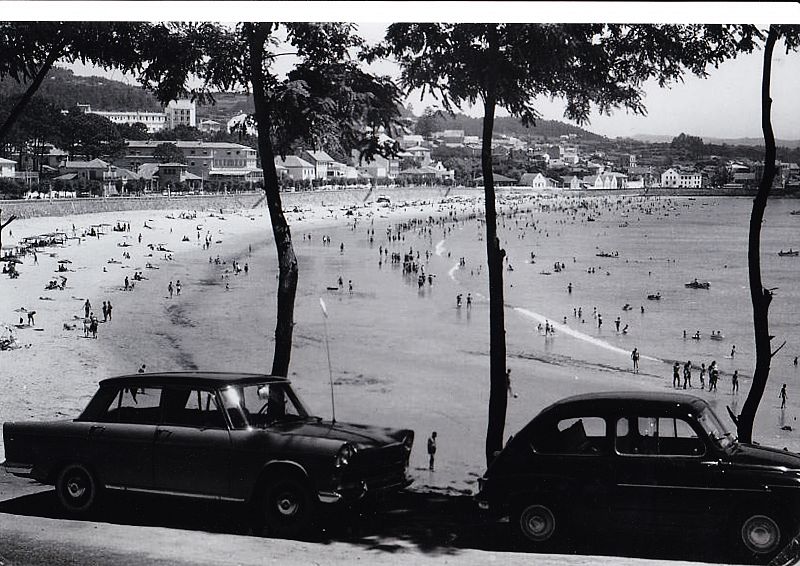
[{"xmin": 0, "ymin": 473, "xmax": 732, "ymax": 566}]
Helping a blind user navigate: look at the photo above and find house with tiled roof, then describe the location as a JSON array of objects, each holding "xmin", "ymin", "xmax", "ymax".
[
  {"xmin": 275, "ymin": 155, "xmax": 315, "ymax": 181},
  {"xmin": 0, "ymin": 157, "xmax": 16, "ymax": 178},
  {"xmin": 301, "ymin": 150, "xmax": 335, "ymax": 180}
]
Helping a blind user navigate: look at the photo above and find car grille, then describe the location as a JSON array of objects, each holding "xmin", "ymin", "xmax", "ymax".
[{"xmin": 343, "ymin": 443, "xmax": 408, "ymax": 488}]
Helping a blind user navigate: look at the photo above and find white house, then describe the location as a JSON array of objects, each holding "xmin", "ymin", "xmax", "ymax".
[
  {"xmin": 275, "ymin": 156, "xmax": 315, "ymax": 181},
  {"xmin": 519, "ymin": 172, "xmax": 558, "ymax": 189},
  {"xmin": 0, "ymin": 157, "xmax": 16, "ymax": 178},
  {"xmin": 301, "ymin": 150, "xmax": 335, "ymax": 180},
  {"xmin": 405, "ymin": 145, "xmax": 432, "ymax": 166},
  {"xmin": 661, "ymin": 168, "xmax": 702, "ymax": 189}
]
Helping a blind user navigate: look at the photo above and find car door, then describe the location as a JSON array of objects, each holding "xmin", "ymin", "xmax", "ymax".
[
  {"xmin": 153, "ymin": 387, "xmax": 232, "ymax": 498},
  {"xmin": 612, "ymin": 414, "xmax": 721, "ymax": 533},
  {"xmin": 90, "ymin": 385, "xmax": 160, "ymax": 489}
]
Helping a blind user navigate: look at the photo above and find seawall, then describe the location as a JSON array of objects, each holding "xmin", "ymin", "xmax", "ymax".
[{"xmin": 0, "ymin": 187, "xmax": 484, "ymax": 220}]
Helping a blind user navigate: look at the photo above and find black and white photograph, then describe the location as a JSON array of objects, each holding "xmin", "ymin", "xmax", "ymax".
[{"xmin": 3, "ymin": 3, "xmax": 800, "ymax": 565}]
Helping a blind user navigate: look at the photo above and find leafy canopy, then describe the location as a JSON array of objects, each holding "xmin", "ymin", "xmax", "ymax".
[{"xmin": 377, "ymin": 24, "xmax": 759, "ymax": 126}]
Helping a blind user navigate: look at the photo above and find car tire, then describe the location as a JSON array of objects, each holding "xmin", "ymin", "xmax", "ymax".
[
  {"xmin": 515, "ymin": 501, "xmax": 562, "ymax": 549},
  {"xmin": 732, "ymin": 509, "xmax": 785, "ymax": 562},
  {"xmin": 55, "ymin": 463, "xmax": 99, "ymax": 514},
  {"xmin": 262, "ymin": 475, "xmax": 315, "ymax": 538}
]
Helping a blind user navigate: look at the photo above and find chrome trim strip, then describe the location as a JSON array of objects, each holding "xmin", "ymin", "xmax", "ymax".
[
  {"xmin": 617, "ymin": 483, "xmax": 765, "ymax": 492},
  {"xmin": 2, "ymin": 461, "xmax": 34, "ymax": 476},
  {"xmin": 104, "ymin": 484, "xmax": 245, "ymax": 502},
  {"xmin": 317, "ymin": 491, "xmax": 342, "ymax": 504}
]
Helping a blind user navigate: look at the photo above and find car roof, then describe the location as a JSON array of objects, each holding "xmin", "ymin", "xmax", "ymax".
[
  {"xmin": 99, "ymin": 372, "xmax": 290, "ymax": 388},
  {"xmin": 541, "ymin": 390, "xmax": 709, "ymax": 416}
]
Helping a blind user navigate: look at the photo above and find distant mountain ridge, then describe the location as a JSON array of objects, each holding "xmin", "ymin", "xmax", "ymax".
[{"xmin": 629, "ymin": 133, "xmax": 800, "ymax": 149}]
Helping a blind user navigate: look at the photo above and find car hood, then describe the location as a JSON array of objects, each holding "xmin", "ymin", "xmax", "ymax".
[
  {"xmin": 276, "ymin": 419, "xmax": 410, "ymax": 448},
  {"xmin": 729, "ymin": 442, "xmax": 800, "ymax": 470}
]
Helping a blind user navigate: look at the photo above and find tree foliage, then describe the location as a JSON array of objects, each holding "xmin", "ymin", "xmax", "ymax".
[
  {"xmin": 59, "ymin": 111, "xmax": 125, "ymax": 160},
  {"xmin": 153, "ymin": 142, "xmax": 186, "ymax": 164}
]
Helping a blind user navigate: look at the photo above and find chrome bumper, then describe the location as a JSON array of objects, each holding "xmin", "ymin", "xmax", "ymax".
[{"xmin": 2, "ymin": 460, "xmax": 34, "ymax": 478}]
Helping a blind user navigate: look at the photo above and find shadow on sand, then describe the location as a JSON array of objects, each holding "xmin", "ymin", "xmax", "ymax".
[{"xmin": 0, "ymin": 488, "xmax": 741, "ymax": 563}]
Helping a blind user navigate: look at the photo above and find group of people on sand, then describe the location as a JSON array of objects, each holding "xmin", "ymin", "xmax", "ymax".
[{"xmin": 671, "ymin": 359, "xmax": 725, "ymax": 392}]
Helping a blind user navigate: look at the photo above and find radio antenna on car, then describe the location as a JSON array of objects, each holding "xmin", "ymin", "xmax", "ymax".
[{"xmin": 319, "ymin": 298, "xmax": 336, "ymax": 423}]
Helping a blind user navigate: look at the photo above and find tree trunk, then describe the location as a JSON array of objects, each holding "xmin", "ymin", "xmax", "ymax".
[
  {"xmin": 482, "ymin": 89, "xmax": 508, "ymax": 466},
  {"xmin": 0, "ymin": 38, "xmax": 67, "ymax": 144},
  {"xmin": 246, "ymin": 24, "xmax": 299, "ymax": 378},
  {"xmin": 738, "ymin": 25, "xmax": 778, "ymax": 444}
]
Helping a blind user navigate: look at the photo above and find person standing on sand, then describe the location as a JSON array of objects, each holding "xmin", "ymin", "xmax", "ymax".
[
  {"xmin": 731, "ymin": 345, "xmax": 736, "ymax": 358},
  {"xmin": 168, "ymin": 281, "xmax": 174, "ymax": 298},
  {"xmin": 176, "ymin": 280, "xmax": 182, "ymax": 296},
  {"xmin": 683, "ymin": 361, "xmax": 692, "ymax": 389},
  {"xmin": 780, "ymin": 384, "xmax": 788, "ymax": 409},
  {"xmin": 84, "ymin": 299, "xmax": 91, "ymax": 319},
  {"xmin": 107, "ymin": 301, "xmax": 112, "ymax": 321},
  {"xmin": 615, "ymin": 317, "xmax": 621, "ymax": 332},
  {"xmin": 102, "ymin": 301, "xmax": 108, "ymax": 322},
  {"xmin": 699, "ymin": 363, "xmax": 706, "ymax": 390},
  {"xmin": 731, "ymin": 370, "xmax": 739, "ymax": 393},
  {"xmin": 89, "ymin": 314, "xmax": 98, "ymax": 339},
  {"xmin": 673, "ymin": 362, "xmax": 681, "ymax": 388},
  {"xmin": 427, "ymin": 432, "xmax": 437, "ymax": 471},
  {"xmin": 506, "ymin": 368, "xmax": 518, "ymax": 398},
  {"xmin": 631, "ymin": 348, "xmax": 640, "ymax": 373},
  {"xmin": 709, "ymin": 361, "xmax": 719, "ymax": 392}
]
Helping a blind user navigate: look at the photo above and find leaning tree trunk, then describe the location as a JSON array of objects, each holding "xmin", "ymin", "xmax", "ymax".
[
  {"xmin": 247, "ymin": 24, "xmax": 299, "ymax": 379},
  {"xmin": 482, "ymin": 90, "xmax": 508, "ymax": 467},
  {"xmin": 0, "ymin": 37, "xmax": 67, "ymax": 144},
  {"xmin": 738, "ymin": 25, "xmax": 779, "ymax": 444}
]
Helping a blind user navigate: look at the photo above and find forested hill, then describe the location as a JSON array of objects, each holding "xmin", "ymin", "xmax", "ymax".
[
  {"xmin": 0, "ymin": 67, "xmax": 162, "ymax": 112},
  {"xmin": 434, "ymin": 113, "xmax": 604, "ymax": 140}
]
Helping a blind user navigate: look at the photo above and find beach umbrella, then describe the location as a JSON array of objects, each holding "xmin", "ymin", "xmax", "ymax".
[{"xmin": 58, "ymin": 259, "xmax": 72, "ymax": 264}]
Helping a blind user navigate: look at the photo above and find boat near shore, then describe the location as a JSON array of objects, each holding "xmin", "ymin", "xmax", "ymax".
[
  {"xmin": 778, "ymin": 249, "xmax": 799, "ymax": 257},
  {"xmin": 685, "ymin": 279, "xmax": 711, "ymax": 289}
]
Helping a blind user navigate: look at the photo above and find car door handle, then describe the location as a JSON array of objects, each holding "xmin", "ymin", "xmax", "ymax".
[
  {"xmin": 156, "ymin": 429, "xmax": 172, "ymax": 438},
  {"xmin": 702, "ymin": 460, "xmax": 720, "ymax": 467}
]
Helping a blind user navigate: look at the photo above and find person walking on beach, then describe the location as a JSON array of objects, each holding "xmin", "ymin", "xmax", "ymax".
[
  {"xmin": 427, "ymin": 431, "xmax": 437, "ymax": 471},
  {"xmin": 102, "ymin": 301, "xmax": 108, "ymax": 322},
  {"xmin": 699, "ymin": 363, "xmax": 706, "ymax": 390},
  {"xmin": 683, "ymin": 361, "xmax": 692, "ymax": 389},
  {"xmin": 124, "ymin": 276, "xmax": 129, "ymax": 291},
  {"xmin": 168, "ymin": 281, "xmax": 174, "ymax": 298},
  {"xmin": 673, "ymin": 362, "xmax": 681, "ymax": 388},
  {"xmin": 731, "ymin": 345, "xmax": 736, "ymax": 359},
  {"xmin": 631, "ymin": 348, "xmax": 640, "ymax": 373},
  {"xmin": 456, "ymin": 294, "xmax": 462, "ymax": 308},
  {"xmin": 731, "ymin": 370, "xmax": 739, "ymax": 393},
  {"xmin": 107, "ymin": 301, "xmax": 112, "ymax": 321},
  {"xmin": 89, "ymin": 313, "xmax": 98, "ymax": 339},
  {"xmin": 709, "ymin": 361, "xmax": 719, "ymax": 392},
  {"xmin": 780, "ymin": 384, "xmax": 788, "ymax": 409},
  {"xmin": 176, "ymin": 280, "xmax": 182, "ymax": 296},
  {"xmin": 615, "ymin": 317, "xmax": 621, "ymax": 332}
]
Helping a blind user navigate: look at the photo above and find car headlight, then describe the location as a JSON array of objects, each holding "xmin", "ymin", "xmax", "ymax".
[{"xmin": 335, "ymin": 443, "xmax": 356, "ymax": 468}]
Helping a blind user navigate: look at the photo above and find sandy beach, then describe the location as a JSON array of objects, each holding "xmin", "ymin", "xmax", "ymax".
[{"xmin": 2, "ymin": 191, "xmax": 800, "ymax": 499}]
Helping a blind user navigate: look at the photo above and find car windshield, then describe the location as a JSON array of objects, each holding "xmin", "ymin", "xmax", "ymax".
[
  {"xmin": 696, "ymin": 407, "xmax": 738, "ymax": 452},
  {"xmin": 219, "ymin": 382, "xmax": 311, "ymax": 429}
]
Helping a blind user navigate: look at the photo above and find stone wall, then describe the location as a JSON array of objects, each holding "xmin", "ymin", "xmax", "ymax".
[{"xmin": 0, "ymin": 187, "xmax": 485, "ymax": 220}]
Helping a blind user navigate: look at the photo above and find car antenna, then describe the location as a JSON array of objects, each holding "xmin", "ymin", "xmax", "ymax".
[{"xmin": 319, "ymin": 298, "xmax": 336, "ymax": 423}]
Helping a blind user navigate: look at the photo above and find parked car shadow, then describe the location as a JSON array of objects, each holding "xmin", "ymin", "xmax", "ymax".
[{"xmin": 0, "ymin": 488, "xmax": 758, "ymax": 564}]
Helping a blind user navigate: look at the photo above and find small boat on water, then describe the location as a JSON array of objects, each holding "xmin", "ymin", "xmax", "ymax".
[
  {"xmin": 596, "ymin": 251, "xmax": 619, "ymax": 258},
  {"xmin": 778, "ymin": 249, "xmax": 799, "ymax": 256},
  {"xmin": 790, "ymin": 210, "xmax": 800, "ymax": 215},
  {"xmin": 685, "ymin": 279, "xmax": 711, "ymax": 289},
  {"xmin": 647, "ymin": 292, "xmax": 662, "ymax": 301},
  {"xmin": 710, "ymin": 331, "xmax": 725, "ymax": 341}
]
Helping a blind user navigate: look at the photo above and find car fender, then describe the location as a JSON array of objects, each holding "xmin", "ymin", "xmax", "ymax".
[{"xmin": 249, "ymin": 459, "xmax": 311, "ymax": 502}]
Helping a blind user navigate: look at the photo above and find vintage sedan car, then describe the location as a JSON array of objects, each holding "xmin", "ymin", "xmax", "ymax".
[
  {"xmin": 3, "ymin": 372, "xmax": 414, "ymax": 536},
  {"xmin": 475, "ymin": 391, "xmax": 800, "ymax": 562}
]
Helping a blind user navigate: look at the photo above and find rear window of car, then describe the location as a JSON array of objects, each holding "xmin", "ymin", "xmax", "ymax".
[
  {"xmin": 534, "ymin": 416, "xmax": 607, "ymax": 455},
  {"xmin": 161, "ymin": 388, "xmax": 228, "ymax": 430},
  {"xmin": 100, "ymin": 387, "xmax": 162, "ymax": 425}
]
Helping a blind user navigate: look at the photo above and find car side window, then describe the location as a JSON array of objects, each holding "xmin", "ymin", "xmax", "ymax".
[
  {"xmin": 101, "ymin": 387, "xmax": 162, "ymax": 424},
  {"xmin": 616, "ymin": 416, "xmax": 705, "ymax": 456},
  {"xmin": 161, "ymin": 388, "xmax": 227, "ymax": 430},
  {"xmin": 535, "ymin": 417, "xmax": 607, "ymax": 455}
]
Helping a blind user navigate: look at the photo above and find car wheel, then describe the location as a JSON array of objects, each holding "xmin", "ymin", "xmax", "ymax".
[
  {"xmin": 263, "ymin": 475, "xmax": 314, "ymax": 538},
  {"xmin": 516, "ymin": 502, "xmax": 559, "ymax": 547},
  {"xmin": 56, "ymin": 463, "xmax": 99, "ymax": 514},
  {"xmin": 734, "ymin": 511, "xmax": 784, "ymax": 561}
]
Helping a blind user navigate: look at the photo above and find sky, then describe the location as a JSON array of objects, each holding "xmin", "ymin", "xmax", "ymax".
[{"xmin": 12, "ymin": 2, "xmax": 800, "ymax": 141}]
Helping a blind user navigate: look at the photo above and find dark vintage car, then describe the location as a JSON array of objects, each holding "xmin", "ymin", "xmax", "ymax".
[
  {"xmin": 2, "ymin": 372, "xmax": 414, "ymax": 536},
  {"xmin": 475, "ymin": 391, "xmax": 800, "ymax": 561}
]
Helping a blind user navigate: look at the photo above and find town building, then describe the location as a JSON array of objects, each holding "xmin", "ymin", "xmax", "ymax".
[
  {"xmin": 198, "ymin": 119, "xmax": 223, "ymax": 134},
  {"xmin": 120, "ymin": 140, "xmax": 262, "ymax": 185},
  {"xmin": 661, "ymin": 167, "xmax": 702, "ymax": 189},
  {"xmin": 0, "ymin": 157, "xmax": 16, "ymax": 178},
  {"xmin": 404, "ymin": 145, "xmax": 432, "ymax": 166},
  {"xmin": 400, "ymin": 134, "xmax": 424, "ymax": 149},
  {"xmin": 301, "ymin": 150, "xmax": 335, "ymax": 180},
  {"xmin": 165, "ymin": 100, "xmax": 196, "ymax": 129},
  {"xmin": 274, "ymin": 155, "xmax": 315, "ymax": 182},
  {"xmin": 519, "ymin": 172, "xmax": 560, "ymax": 189},
  {"xmin": 78, "ymin": 100, "xmax": 196, "ymax": 133}
]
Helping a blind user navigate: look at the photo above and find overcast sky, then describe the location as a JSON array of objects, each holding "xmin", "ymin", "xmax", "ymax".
[{"xmin": 26, "ymin": 2, "xmax": 800, "ymax": 140}]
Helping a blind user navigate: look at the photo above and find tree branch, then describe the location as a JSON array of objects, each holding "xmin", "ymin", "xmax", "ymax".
[
  {"xmin": 0, "ymin": 37, "xmax": 68, "ymax": 144},
  {"xmin": 771, "ymin": 340, "xmax": 787, "ymax": 358}
]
